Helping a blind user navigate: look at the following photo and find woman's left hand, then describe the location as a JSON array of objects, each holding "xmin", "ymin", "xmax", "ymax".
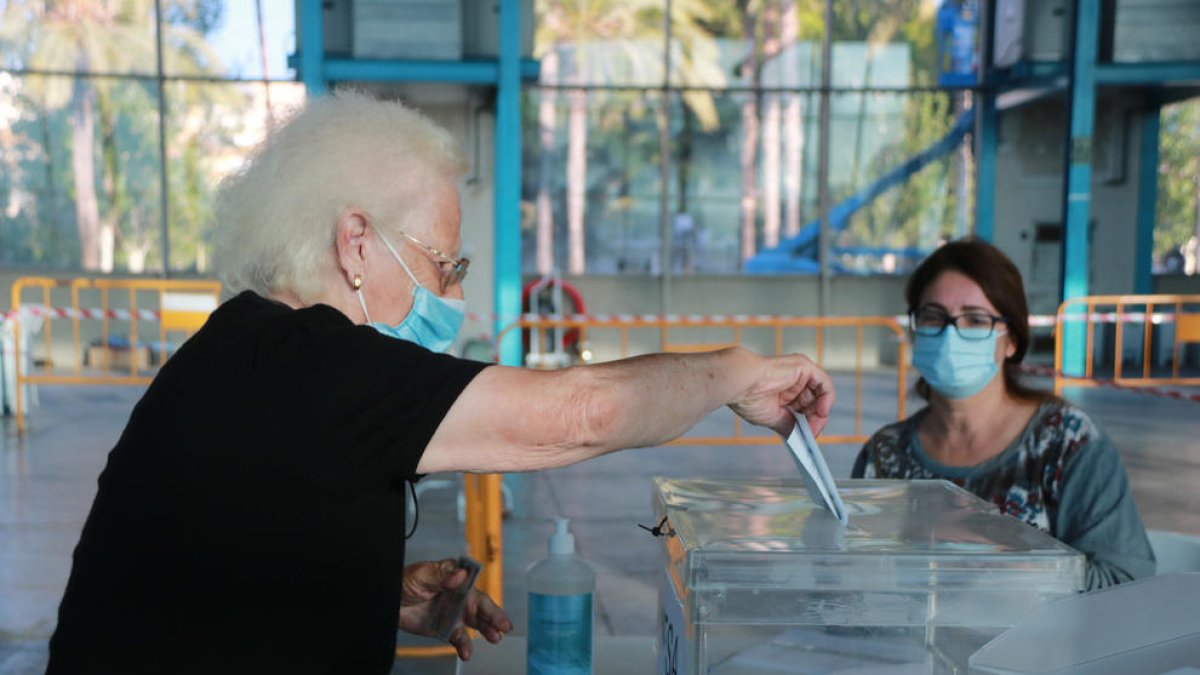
[{"xmin": 399, "ymin": 558, "xmax": 513, "ymax": 660}]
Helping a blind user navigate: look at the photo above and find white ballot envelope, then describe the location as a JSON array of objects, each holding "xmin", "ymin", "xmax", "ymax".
[{"xmin": 784, "ymin": 411, "xmax": 848, "ymax": 525}]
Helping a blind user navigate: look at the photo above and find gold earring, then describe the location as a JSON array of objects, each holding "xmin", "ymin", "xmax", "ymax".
[{"xmin": 352, "ymin": 274, "xmax": 363, "ymax": 290}]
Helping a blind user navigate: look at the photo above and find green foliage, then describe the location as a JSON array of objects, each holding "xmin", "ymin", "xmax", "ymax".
[
  {"xmin": 526, "ymin": 0, "xmax": 961, "ymax": 273},
  {"xmin": 0, "ymin": 0, "xmax": 249, "ymax": 272},
  {"xmin": 163, "ymin": 0, "xmax": 224, "ymax": 34},
  {"xmin": 842, "ymin": 92, "xmax": 962, "ymax": 259},
  {"xmin": 1155, "ymin": 99, "xmax": 1200, "ymax": 259},
  {"xmin": 535, "ymin": 0, "xmax": 723, "ymax": 128}
]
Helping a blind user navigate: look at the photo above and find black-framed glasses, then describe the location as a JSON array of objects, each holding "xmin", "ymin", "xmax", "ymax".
[{"xmin": 910, "ymin": 306, "xmax": 1008, "ymax": 341}]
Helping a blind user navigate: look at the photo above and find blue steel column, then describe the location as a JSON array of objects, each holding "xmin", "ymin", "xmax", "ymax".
[
  {"xmin": 299, "ymin": 0, "xmax": 326, "ymax": 96},
  {"xmin": 973, "ymin": 0, "xmax": 996, "ymax": 243},
  {"xmin": 1135, "ymin": 105, "xmax": 1160, "ymax": 295},
  {"xmin": 974, "ymin": 95, "xmax": 997, "ymax": 242},
  {"xmin": 495, "ymin": 0, "xmax": 522, "ymax": 366},
  {"xmin": 1060, "ymin": 0, "xmax": 1100, "ymax": 376}
]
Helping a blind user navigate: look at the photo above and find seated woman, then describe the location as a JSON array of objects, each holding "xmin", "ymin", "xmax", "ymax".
[{"xmin": 852, "ymin": 239, "xmax": 1154, "ymax": 590}]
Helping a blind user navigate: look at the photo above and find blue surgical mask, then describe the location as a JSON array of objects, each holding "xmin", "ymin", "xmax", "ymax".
[
  {"xmin": 912, "ymin": 329, "xmax": 1000, "ymax": 399},
  {"xmin": 356, "ymin": 232, "xmax": 466, "ymax": 353}
]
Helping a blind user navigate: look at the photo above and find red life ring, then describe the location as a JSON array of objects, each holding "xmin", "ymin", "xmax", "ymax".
[{"xmin": 521, "ymin": 278, "xmax": 586, "ymax": 351}]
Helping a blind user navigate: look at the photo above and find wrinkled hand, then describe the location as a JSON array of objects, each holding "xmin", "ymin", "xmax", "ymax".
[
  {"xmin": 729, "ymin": 353, "xmax": 835, "ymax": 437},
  {"xmin": 398, "ymin": 558, "xmax": 513, "ymax": 661}
]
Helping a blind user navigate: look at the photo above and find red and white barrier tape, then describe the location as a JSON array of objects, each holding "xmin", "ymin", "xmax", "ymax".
[
  {"xmin": 2, "ymin": 306, "xmax": 160, "ymax": 321},
  {"xmin": 469, "ymin": 313, "xmax": 1177, "ymax": 326},
  {"xmin": 5, "ymin": 304, "xmax": 1196, "ymax": 401},
  {"xmin": 467, "ymin": 312, "xmax": 810, "ymax": 323},
  {"xmin": 1021, "ymin": 364, "xmax": 1200, "ymax": 404},
  {"xmin": 0, "ymin": 306, "xmax": 1189, "ymax": 327}
]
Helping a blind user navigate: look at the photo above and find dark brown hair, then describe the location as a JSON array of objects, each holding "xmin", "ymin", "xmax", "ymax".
[{"xmin": 906, "ymin": 238, "xmax": 1051, "ymax": 402}]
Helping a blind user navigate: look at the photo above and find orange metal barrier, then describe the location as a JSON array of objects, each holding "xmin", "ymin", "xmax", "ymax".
[
  {"xmin": 8, "ymin": 276, "xmax": 221, "ymax": 431},
  {"xmin": 1054, "ymin": 294, "xmax": 1200, "ymax": 395}
]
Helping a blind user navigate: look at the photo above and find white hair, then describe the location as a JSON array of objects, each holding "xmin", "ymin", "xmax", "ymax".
[{"xmin": 213, "ymin": 90, "xmax": 468, "ymax": 302}]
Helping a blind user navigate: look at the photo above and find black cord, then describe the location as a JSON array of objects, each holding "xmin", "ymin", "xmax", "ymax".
[{"xmin": 405, "ymin": 479, "xmax": 419, "ymax": 540}]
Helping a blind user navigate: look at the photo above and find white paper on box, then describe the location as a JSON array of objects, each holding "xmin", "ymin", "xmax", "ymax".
[{"xmin": 784, "ymin": 412, "xmax": 848, "ymax": 524}]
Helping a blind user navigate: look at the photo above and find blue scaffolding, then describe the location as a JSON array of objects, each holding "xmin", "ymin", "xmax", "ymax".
[
  {"xmin": 746, "ymin": 109, "xmax": 976, "ymax": 274},
  {"xmin": 978, "ymin": 0, "xmax": 1200, "ymax": 373}
]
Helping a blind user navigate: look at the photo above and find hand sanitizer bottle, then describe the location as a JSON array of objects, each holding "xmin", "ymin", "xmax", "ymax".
[{"xmin": 527, "ymin": 517, "xmax": 594, "ymax": 675}]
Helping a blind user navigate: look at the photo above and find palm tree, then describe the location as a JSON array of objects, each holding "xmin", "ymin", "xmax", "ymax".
[
  {"xmin": 761, "ymin": 1, "xmax": 781, "ymax": 249},
  {"xmin": 0, "ymin": 0, "xmax": 222, "ymax": 272},
  {"xmin": 780, "ymin": 0, "xmax": 813, "ymax": 238},
  {"xmin": 534, "ymin": 0, "xmax": 722, "ymax": 274},
  {"xmin": 2, "ymin": 0, "xmax": 155, "ymax": 270},
  {"xmin": 736, "ymin": 0, "xmax": 761, "ymax": 262},
  {"xmin": 535, "ymin": 47, "xmax": 559, "ymax": 275}
]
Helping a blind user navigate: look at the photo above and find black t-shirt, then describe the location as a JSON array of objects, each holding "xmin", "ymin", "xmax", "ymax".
[{"xmin": 47, "ymin": 291, "xmax": 488, "ymax": 674}]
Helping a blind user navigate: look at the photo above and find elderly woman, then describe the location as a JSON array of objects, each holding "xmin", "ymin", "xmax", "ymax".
[
  {"xmin": 47, "ymin": 91, "xmax": 835, "ymax": 673},
  {"xmin": 853, "ymin": 239, "xmax": 1154, "ymax": 590}
]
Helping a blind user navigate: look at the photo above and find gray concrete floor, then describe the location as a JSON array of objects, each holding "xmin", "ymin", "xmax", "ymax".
[{"xmin": 2, "ymin": 373, "xmax": 1198, "ymax": 673}]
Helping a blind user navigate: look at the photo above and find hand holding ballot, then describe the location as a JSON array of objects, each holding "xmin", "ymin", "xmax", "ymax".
[
  {"xmin": 787, "ymin": 412, "xmax": 848, "ymax": 525},
  {"xmin": 728, "ymin": 353, "xmax": 836, "ymax": 438},
  {"xmin": 397, "ymin": 558, "xmax": 513, "ymax": 661}
]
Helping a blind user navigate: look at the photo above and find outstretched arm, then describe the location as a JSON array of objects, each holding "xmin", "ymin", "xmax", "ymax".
[{"xmin": 416, "ymin": 348, "xmax": 834, "ymax": 474}]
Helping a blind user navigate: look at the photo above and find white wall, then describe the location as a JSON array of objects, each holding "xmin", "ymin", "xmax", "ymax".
[{"xmin": 993, "ymin": 93, "xmax": 1150, "ymax": 315}]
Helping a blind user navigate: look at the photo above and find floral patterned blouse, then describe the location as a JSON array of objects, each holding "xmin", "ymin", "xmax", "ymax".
[{"xmin": 853, "ymin": 400, "xmax": 1155, "ymax": 590}]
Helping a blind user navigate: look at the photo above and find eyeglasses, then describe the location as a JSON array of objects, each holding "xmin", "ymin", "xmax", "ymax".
[
  {"xmin": 910, "ymin": 306, "xmax": 1008, "ymax": 341},
  {"xmin": 397, "ymin": 230, "xmax": 470, "ymax": 292}
]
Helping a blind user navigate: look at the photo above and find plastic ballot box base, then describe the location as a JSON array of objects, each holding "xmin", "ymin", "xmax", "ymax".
[{"xmin": 454, "ymin": 635, "xmax": 655, "ymax": 674}]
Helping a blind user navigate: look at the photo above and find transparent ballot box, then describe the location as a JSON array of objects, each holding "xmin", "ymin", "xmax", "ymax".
[{"xmin": 653, "ymin": 478, "xmax": 1085, "ymax": 674}]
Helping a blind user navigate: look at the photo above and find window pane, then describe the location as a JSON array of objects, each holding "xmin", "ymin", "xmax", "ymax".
[
  {"xmin": 833, "ymin": 91, "xmax": 971, "ymax": 274},
  {"xmin": 0, "ymin": 73, "xmax": 163, "ymax": 272},
  {"xmin": 0, "ymin": 2, "xmax": 157, "ymax": 75},
  {"xmin": 830, "ymin": 0, "xmax": 940, "ymax": 88},
  {"xmin": 534, "ymin": 0, "xmax": 666, "ymax": 87},
  {"xmin": 1113, "ymin": 0, "xmax": 1200, "ymax": 64},
  {"xmin": 166, "ymin": 80, "xmax": 305, "ymax": 274},
  {"xmin": 522, "ymin": 87, "xmax": 664, "ymax": 275},
  {"xmin": 162, "ymin": 0, "xmax": 297, "ymax": 80},
  {"xmin": 675, "ymin": 0, "xmax": 825, "ymax": 89},
  {"xmin": 671, "ymin": 89, "xmax": 821, "ymax": 274},
  {"xmin": 1154, "ymin": 98, "xmax": 1200, "ymax": 275}
]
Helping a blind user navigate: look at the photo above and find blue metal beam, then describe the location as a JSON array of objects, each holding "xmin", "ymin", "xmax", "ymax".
[
  {"xmin": 1060, "ymin": 0, "xmax": 1101, "ymax": 376},
  {"xmin": 1094, "ymin": 61, "xmax": 1200, "ymax": 86},
  {"xmin": 975, "ymin": 95, "xmax": 997, "ymax": 241},
  {"xmin": 1135, "ymin": 105, "xmax": 1160, "ymax": 295},
  {"xmin": 298, "ymin": 0, "xmax": 325, "ymax": 96},
  {"xmin": 990, "ymin": 62, "xmax": 1070, "ymax": 92},
  {"xmin": 495, "ymin": 0, "xmax": 522, "ymax": 367},
  {"xmin": 318, "ymin": 58, "xmax": 541, "ymax": 85}
]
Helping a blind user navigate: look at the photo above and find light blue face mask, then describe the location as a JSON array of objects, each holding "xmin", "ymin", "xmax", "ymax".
[
  {"xmin": 356, "ymin": 231, "xmax": 466, "ymax": 353},
  {"xmin": 912, "ymin": 328, "xmax": 1001, "ymax": 400}
]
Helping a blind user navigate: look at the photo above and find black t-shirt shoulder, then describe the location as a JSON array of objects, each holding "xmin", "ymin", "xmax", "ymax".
[{"xmin": 142, "ymin": 291, "xmax": 488, "ymax": 481}]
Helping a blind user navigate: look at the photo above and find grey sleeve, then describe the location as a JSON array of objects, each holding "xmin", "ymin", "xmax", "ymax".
[
  {"xmin": 851, "ymin": 441, "xmax": 873, "ymax": 479},
  {"xmin": 1054, "ymin": 434, "xmax": 1156, "ymax": 590}
]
